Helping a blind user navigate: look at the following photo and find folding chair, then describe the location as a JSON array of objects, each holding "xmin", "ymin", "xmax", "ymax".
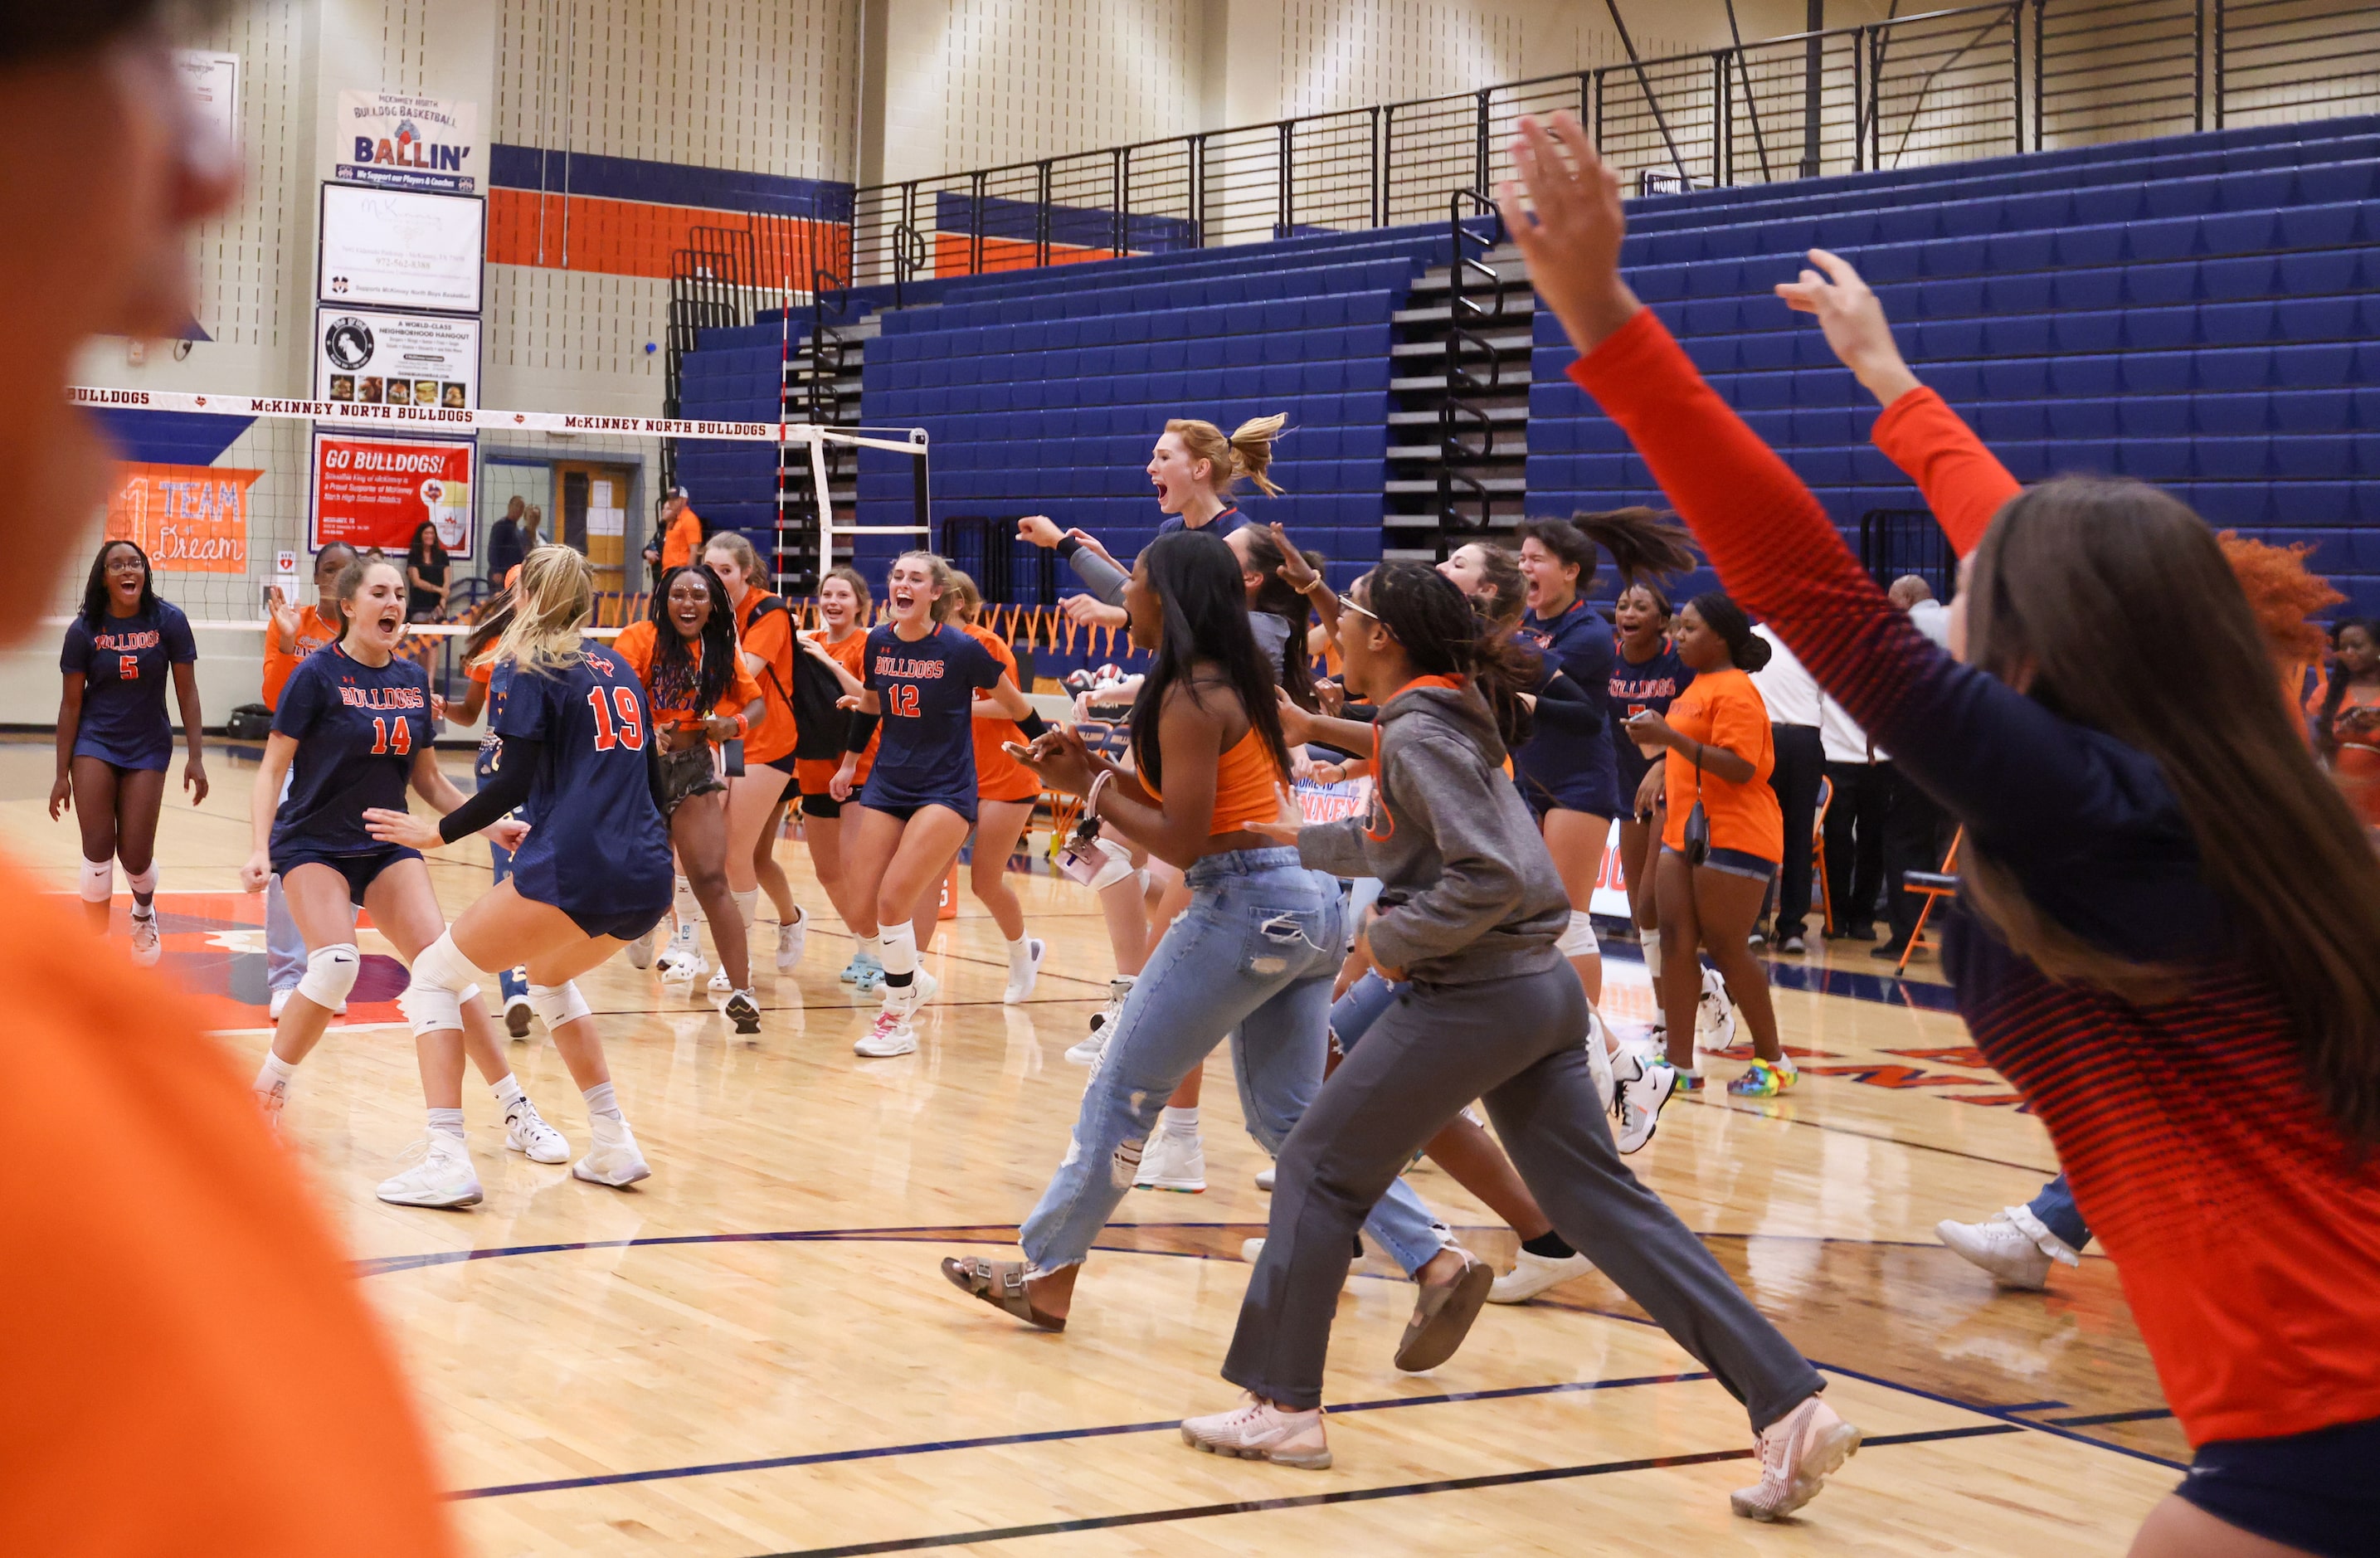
[{"xmin": 1895, "ymin": 827, "xmax": 1964, "ymax": 976}]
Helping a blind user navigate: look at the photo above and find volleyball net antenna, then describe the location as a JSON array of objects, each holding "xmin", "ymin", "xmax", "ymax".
[{"xmin": 58, "ymin": 386, "xmax": 930, "ymax": 686}]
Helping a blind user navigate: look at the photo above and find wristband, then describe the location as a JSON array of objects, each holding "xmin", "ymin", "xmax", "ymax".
[
  {"xmin": 732, "ymin": 712, "xmax": 750, "ymax": 738},
  {"xmin": 1054, "ymin": 536, "xmax": 1084, "ymax": 561}
]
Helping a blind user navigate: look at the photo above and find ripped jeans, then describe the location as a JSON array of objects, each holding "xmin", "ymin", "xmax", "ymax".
[{"xmin": 1021, "ymin": 847, "xmax": 1450, "ymax": 1277}]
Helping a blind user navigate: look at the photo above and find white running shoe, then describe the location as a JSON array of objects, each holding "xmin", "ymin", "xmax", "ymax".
[
  {"xmin": 1696, "ymin": 964, "xmax": 1737, "ymax": 1050},
  {"xmin": 708, "ymin": 965, "xmax": 733, "ymax": 995},
  {"xmin": 883, "ymin": 966, "xmax": 937, "ymax": 1017},
  {"xmin": 504, "ymin": 991, "xmax": 533, "ymax": 1039},
  {"xmin": 572, "ymin": 1114, "xmax": 651, "ymax": 1188},
  {"xmin": 626, "ymin": 928, "xmax": 656, "ymax": 969},
  {"xmin": 1935, "ymin": 1210, "xmax": 2060, "ymax": 1291},
  {"xmin": 1255, "ymin": 1165, "xmax": 1276, "ymax": 1190},
  {"xmin": 854, "ymin": 1009, "xmax": 917, "ymax": 1057},
  {"xmin": 1063, "ymin": 1026, "xmax": 1108, "ymax": 1066},
  {"xmin": 1003, "ymin": 937, "xmax": 1046, "ymax": 1004},
  {"xmin": 1134, "ymin": 1127, "xmax": 1206, "ymax": 1192},
  {"xmin": 776, "ymin": 910, "xmax": 806, "ymax": 971},
  {"xmin": 376, "ymin": 1135, "xmax": 483, "ymax": 1209},
  {"xmin": 723, "ymin": 988, "xmax": 762, "ymax": 1035},
  {"xmin": 129, "ymin": 908, "xmax": 161, "ymax": 967},
  {"xmin": 1180, "ymin": 1392, "xmax": 1331, "ymax": 1470},
  {"xmin": 504, "ymin": 1099, "xmax": 570, "ymax": 1164},
  {"xmin": 1613, "ymin": 1051, "xmax": 1678, "ymax": 1155},
  {"xmin": 1066, "ymin": 977, "xmax": 1132, "ymax": 1064},
  {"xmin": 269, "ymin": 987, "xmax": 292, "ymax": 1021},
  {"xmin": 1488, "ymin": 1248, "xmax": 1595, "ymax": 1303},
  {"xmin": 1731, "ymin": 1395, "xmax": 1862, "ymax": 1521},
  {"xmin": 1584, "ymin": 1010, "xmax": 1615, "ymax": 1110}
]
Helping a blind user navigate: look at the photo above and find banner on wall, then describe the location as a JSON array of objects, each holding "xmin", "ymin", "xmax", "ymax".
[
  {"xmin": 318, "ymin": 184, "xmax": 484, "ymax": 313},
  {"xmin": 333, "ymin": 90, "xmax": 479, "ymax": 194},
  {"xmin": 107, "ymin": 462, "xmax": 262, "ymax": 574},
  {"xmin": 311, "ymin": 432, "xmax": 474, "ymax": 557},
  {"xmin": 314, "ymin": 306, "xmax": 479, "ymax": 408},
  {"xmin": 175, "ymin": 51, "xmax": 239, "ymax": 148}
]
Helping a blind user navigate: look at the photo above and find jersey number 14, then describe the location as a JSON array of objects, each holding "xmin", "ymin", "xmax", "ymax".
[{"xmin": 368, "ymin": 717, "xmax": 413, "ymax": 755}]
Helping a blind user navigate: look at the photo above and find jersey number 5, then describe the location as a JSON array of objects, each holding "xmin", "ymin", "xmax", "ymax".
[
  {"xmin": 887, "ymin": 684, "xmax": 921, "ymax": 718},
  {"xmin": 119, "ymin": 655, "xmax": 140, "ymax": 679},
  {"xmin": 586, "ymin": 685, "xmax": 648, "ymax": 751},
  {"xmin": 369, "ymin": 717, "xmax": 413, "ymax": 755}
]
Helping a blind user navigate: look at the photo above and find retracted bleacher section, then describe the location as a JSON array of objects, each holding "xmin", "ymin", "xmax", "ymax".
[
  {"xmin": 673, "ymin": 321, "xmax": 801, "ymax": 553},
  {"xmin": 1530, "ymin": 114, "xmax": 2380, "ymax": 615},
  {"xmin": 856, "ymin": 228, "xmax": 1453, "ymax": 592}
]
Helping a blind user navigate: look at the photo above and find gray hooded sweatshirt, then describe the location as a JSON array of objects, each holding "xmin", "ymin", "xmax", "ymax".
[{"xmin": 1295, "ymin": 681, "xmax": 1571, "ymax": 986}]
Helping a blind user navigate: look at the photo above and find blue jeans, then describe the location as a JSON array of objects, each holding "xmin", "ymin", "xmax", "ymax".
[
  {"xmin": 1021, "ymin": 848, "xmax": 1449, "ymax": 1277},
  {"xmin": 1331, "ymin": 968, "xmax": 1403, "ymax": 1046},
  {"xmin": 2029, "ymin": 1174, "xmax": 2090, "ymax": 1252}
]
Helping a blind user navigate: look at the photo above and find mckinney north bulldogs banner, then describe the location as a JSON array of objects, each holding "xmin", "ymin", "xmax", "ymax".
[{"xmin": 333, "ymin": 90, "xmax": 479, "ymax": 194}]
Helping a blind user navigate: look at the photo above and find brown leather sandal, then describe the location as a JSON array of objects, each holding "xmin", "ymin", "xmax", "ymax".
[
  {"xmin": 1394, "ymin": 1249, "xmax": 1492, "ymax": 1372},
  {"xmin": 940, "ymin": 1255, "xmax": 1067, "ymax": 1332}
]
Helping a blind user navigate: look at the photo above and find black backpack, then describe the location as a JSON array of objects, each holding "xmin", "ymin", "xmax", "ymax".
[{"xmin": 226, "ymin": 703, "xmax": 272, "ymax": 741}]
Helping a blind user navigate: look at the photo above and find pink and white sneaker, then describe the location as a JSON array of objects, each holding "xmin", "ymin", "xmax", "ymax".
[
  {"xmin": 1730, "ymin": 1395, "xmax": 1862, "ymax": 1520},
  {"xmin": 1179, "ymin": 1392, "xmax": 1331, "ymax": 1469}
]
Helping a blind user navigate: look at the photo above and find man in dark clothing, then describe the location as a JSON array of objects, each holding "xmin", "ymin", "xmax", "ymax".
[{"xmin": 486, "ymin": 495, "xmax": 526, "ymax": 581}]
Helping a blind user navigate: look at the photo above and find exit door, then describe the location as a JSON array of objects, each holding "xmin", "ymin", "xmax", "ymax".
[{"xmin": 554, "ymin": 462, "xmax": 634, "ymax": 597}]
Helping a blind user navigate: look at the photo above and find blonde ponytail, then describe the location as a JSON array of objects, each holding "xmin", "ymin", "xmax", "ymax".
[
  {"xmin": 496, "ymin": 545, "xmax": 594, "ymax": 676},
  {"xmin": 1165, "ymin": 412, "xmax": 1287, "ymax": 499}
]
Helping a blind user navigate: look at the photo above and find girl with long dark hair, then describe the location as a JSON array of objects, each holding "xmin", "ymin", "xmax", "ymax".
[
  {"xmin": 939, "ymin": 532, "xmax": 1467, "ymax": 1343},
  {"xmin": 1607, "ymin": 578, "xmax": 1691, "ymax": 943},
  {"xmin": 51, "ymin": 538, "xmax": 206, "ymax": 964},
  {"xmin": 791, "ymin": 566, "xmax": 880, "ymax": 986},
  {"xmin": 1183, "ymin": 562, "xmax": 1845, "ymax": 1514},
  {"xmin": 241, "ymin": 554, "xmax": 571, "ymax": 1200},
  {"xmin": 612, "ymin": 563, "xmax": 767, "ymax": 1030},
  {"xmin": 403, "ymin": 521, "xmax": 448, "ymax": 623},
  {"xmin": 940, "ymin": 570, "xmax": 1047, "ymax": 1001},
  {"xmin": 694, "ymin": 533, "xmax": 809, "ymax": 981},
  {"xmin": 2314, "ymin": 618, "xmax": 2380, "ymax": 830},
  {"xmin": 1516, "ymin": 108, "xmax": 2380, "ymax": 1552}
]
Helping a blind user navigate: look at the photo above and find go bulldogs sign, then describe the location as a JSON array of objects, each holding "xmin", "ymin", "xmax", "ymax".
[{"xmin": 333, "ymin": 90, "xmax": 478, "ymax": 194}]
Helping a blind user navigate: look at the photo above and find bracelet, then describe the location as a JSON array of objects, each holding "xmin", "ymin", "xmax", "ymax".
[
  {"xmin": 1086, "ymin": 769, "xmax": 1113, "ymax": 816},
  {"xmin": 1298, "ymin": 577, "xmax": 1331, "ymax": 596}
]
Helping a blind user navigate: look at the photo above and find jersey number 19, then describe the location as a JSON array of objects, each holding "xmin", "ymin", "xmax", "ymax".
[{"xmin": 586, "ymin": 686, "xmax": 648, "ymax": 751}]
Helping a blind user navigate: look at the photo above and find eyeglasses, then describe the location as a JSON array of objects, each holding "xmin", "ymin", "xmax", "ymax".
[{"xmin": 1336, "ymin": 592, "xmax": 1379, "ymax": 622}]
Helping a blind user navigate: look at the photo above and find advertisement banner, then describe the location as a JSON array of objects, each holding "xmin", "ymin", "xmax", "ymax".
[
  {"xmin": 106, "ymin": 462, "xmax": 263, "ymax": 574},
  {"xmin": 1290, "ymin": 772, "xmax": 1374, "ymax": 825},
  {"xmin": 314, "ymin": 306, "xmax": 479, "ymax": 409},
  {"xmin": 176, "ymin": 51, "xmax": 239, "ymax": 148},
  {"xmin": 332, "ymin": 90, "xmax": 479, "ymax": 194},
  {"xmin": 312, "ymin": 433, "xmax": 474, "ymax": 557},
  {"xmin": 319, "ymin": 184, "xmax": 484, "ymax": 313}
]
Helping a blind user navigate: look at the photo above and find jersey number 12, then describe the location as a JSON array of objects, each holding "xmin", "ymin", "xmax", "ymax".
[
  {"xmin": 887, "ymin": 684, "xmax": 921, "ymax": 718},
  {"xmin": 586, "ymin": 685, "xmax": 648, "ymax": 751}
]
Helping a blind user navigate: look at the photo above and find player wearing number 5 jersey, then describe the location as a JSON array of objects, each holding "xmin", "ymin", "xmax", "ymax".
[
  {"xmin": 805, "ymin": 551, "xmax": 1034, "ymax": 1056},
  {"xmin": 368, "ymin": 546, "xmax": 674, "ymax": 1205},
  {"xmin": 241, "ymin": 557, "xmax": 572, "ymax": 1203}
]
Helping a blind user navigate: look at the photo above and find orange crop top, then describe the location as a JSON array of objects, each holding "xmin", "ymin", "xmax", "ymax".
[{"xmin": 1143, "ymin": 726, "xmax": 1284, "ymax": 834}]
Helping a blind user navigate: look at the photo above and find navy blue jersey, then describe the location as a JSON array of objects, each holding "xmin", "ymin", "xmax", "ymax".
[
  {"xmin": 270, "ymin": 644, "xmax": 432, "ymax": 857},
  {"xmin": 1155, "ymin": 504, "xmax": 1245, "ymax": 539},
  {"xmin": 858, "ymin": 621, "xmax": 1003, "ymax": 811},
  {"xmin": 1608, "ymin": 640, "xmax": 1696, "ymax": 793},
  {"xmin": 1515, "ymin": 598, "xmax": 1621, "ymax": 816},
  {"xmin": 469, "ymin": 655, "xmax": 538, "ymax": 825},
  {"xmin": 60, "ymin": 601, "xmax": 196, "ymax": 770},
  {"xmin": 495, "ymin": 650, "xmax": 672, "ymax": 921}
]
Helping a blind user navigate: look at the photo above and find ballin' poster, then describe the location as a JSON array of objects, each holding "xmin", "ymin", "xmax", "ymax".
[{"xmin": 310, "ymin": 431, "xmax": 474, "ymax": 557}]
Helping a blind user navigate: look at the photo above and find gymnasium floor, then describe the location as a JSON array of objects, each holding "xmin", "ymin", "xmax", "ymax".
[{"xmin": 4, "ymin": 737, "xmax": 2179, "ymax": 1556}]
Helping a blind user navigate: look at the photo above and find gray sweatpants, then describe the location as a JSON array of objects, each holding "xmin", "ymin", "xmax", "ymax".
[{"xmin": 1222, "ymin": 962, "xmax": 1824, "ymax": 1428}]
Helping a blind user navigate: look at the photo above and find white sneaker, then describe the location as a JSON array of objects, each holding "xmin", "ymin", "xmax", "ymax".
[
  {"xmin": 1731, "ymin": 1395, "xmax": 1862, "ymax": 1521},
  {"xmin": 626, "ymin": 928, "xmax": 656, "ymax": 969},
  {"xmin": 504, "ymin": 1098, "xmax": 570, "ymax": 1164},
  {"xmin": 1936, "ymin": 1210, "xmax": 2065, "ymax": 1291},
  {"xmin": 708, "ymin": 965, "xmax": 732, "ymax": 995},
  {"xmin": 854, "ymin": 1009, "xmax": 917, "ymax": 1057},
  {"xmin": 572, "ymin": 1114, "xmax": 651, "ymax": 1187},
  {"xmin": 504, "ymin": 991, "xmax": 534, "ymax": 1038},
  {"xmin": 1180, "ymin": 1392, "xmax": 1331, "ymax": 1470},
  {"xmin": 1696, "ymin": 964, "xmax": 1737, "ymax": 1050},
  {"xmin": 1067, "ymin": 977, "xmax": 1132, "ymax": 1064},
  {"xmin": 1003, "ymin": 937, "xmax": 1046, "ymax": 1004},
  {"xmin": 884, "ymin": 966, "xmax": 937, "ymax": 1016},
  {"xmin": 1584, "ymin": 1010, "xmax": 1615, "ymax": 1110},
  {"xmin": 776, "ymin": 910, "xmax": 806, "ymax": 971},
  {"xmin": 376, "ymin": 1135, "xmax": 483, "ymax": 1209},
  {"xmin": 1613, "ymin": 1052, "xmax": 1678, "ymax": 1155},
  {"xmin": 129, "ymin": 908, "xmax": 161, "ymax": 967},
  {"xmin": 1488, "ymin": 1247, "xmax": 1594, "ymax": 1303},
  {"xmin": 269, "ymin": 987, "xmax": 292, "ymax": 1021},
  {"xmin": 1064, "ymin": 1026, "xmax": 1109, "ymax": 1066},
  {"xmin": 1255, "ymin": 1165, "xmax": 1276, "ymax": 1190},
  {"xmin": 723, "ymin": 988, "xmax": 762, "ymax": 1035},
  {"xmin": 1134, "ymin": 1127, "xmax": 1205, "ymax": 1192}
]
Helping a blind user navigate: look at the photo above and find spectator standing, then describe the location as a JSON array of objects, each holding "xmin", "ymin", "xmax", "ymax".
[
  {"xmin": 1818, "ymin": 690, "xmax": 1886, "ymax": 940},
  {"xmin": 646, "ymin": 487, "xmax": 703, "ymax": 586},
  {"xmin": 1748, "ymin": 623, "xmax": 1822, "ymax": 952},
  {"xmin": 485, "ymin": 495, "xmax": 526, "ymax": 582},
  {"xmin": 404, "ymin": 521, "xmax": 449, "ymax": 623},
  {"xmin": 1876, "ymin": 577, "xmax": 1955, "ymax": 959}
]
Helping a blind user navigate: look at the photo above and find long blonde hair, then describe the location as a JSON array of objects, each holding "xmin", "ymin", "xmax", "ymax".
[
  {"xmin": 497, "ymin": 545, "xmax": 594, "ymax": 676},
  {"xmin": 1167, "ymin": 413, "xmax": 1286, "ymax": 498},
  {"xmin": 893, "ymin": 549, "xmax": 959, "ymax": 622},
  {"xmin": 944, "ymin": 567, "xmax": 984, "ymax": 626}
]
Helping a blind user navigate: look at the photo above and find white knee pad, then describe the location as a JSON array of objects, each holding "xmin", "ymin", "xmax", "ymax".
[
  {"xmin": 1555, "ymin": 909, "xmax": 1599, "ymax": 958},
  {"xmin": 528, "ymin": 981, "xmax": 591, "ymax": 1030},
  {"xmin": 398, "ymin": 932, "xmax": 488, "ymax": 1035},
  {"xmin": 79, "ymin": 858, "xmax": 114, "ymax": 903},
  {"xmin": 1089, "ymin": 835, "xmax": 1137, "ymax": 892},
  {"xmin": 299, "ymin": 942, "xmax": 363, "ymax": 1011},
  {"xmin": 124, "ymin": 864, "xmax": 158, "ymax": 898},
  {"xmin": 732, "ymin": 888, "xmax": 758, "ymax": 927}
]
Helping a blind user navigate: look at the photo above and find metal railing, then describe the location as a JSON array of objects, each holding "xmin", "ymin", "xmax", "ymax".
[{"xmin": 831, "ymin": 0, "xmax": 2378, "ymax": 288}]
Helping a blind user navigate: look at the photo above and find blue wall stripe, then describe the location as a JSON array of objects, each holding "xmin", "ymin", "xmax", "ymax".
[{"xmin": 489, "ymin": 143, "xmax": 854, "ymax": 221}]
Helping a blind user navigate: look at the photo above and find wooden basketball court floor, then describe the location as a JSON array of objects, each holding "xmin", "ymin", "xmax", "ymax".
[{"xmin": 1, "ymin": 738, "xmax": 2183, "ymax": 1556}]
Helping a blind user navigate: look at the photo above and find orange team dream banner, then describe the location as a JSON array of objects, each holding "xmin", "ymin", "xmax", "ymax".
[{"xmin": 106, "ymin": 462, "xmax": 265, "ymax": 573}]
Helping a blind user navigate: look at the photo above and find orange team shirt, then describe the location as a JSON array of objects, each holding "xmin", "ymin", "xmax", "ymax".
[
  {"xmin": 661, "ymin": 508, "xmax": 705, "ymax": 571},
  {"xmin": 0, "ymin": 857, "xmax": 455, "ymax": 1556},
  {"xmin": 1659, "ymin": 666, "xmax": 1782, "ymax": 861},
  {"xmin": 612, "ymin": 619, "xmax": 763, "ymax": 738},
  {"xmin": 261, "ymin": 603, "xmax": 338, "ymax": 711},
  {"xmin": 2312, "ymin": 679, "xmax": 2380, "ymax": 828},
  {"xmin": 732, "ymin": 590, "xmax": 800, "ymax": 767},
  {"xmin": 960, "ymin": 621, "xmax": 1040, "ymax": 802}
]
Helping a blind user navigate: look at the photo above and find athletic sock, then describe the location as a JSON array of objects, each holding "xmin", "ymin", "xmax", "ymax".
[
  {"xmin": 1160, "ymin": 1105, "xmax": 1200, "ymax": 1137},
  {"xmin": 674, "ymin": 875, "xmax": 701, "ymax": 926},
  {"xmin": 879, "ymin": 922, "xmax": 918, "ymax": 988},
  {"xmin": 1641, "ymin": 928, "xmax": 1662, "ymax": 982},
  {"xmin": 426, "ymin": 1107, "xmax": 466, "ymax": 1143},
  {"xmin": 1006, "ymin": 935, "xmax": 1034, "ymax": 968},
  {"xmin": 1521, "ymin": 1229, "xmax": 1577, "ymax": 1260},
  {"xmin": 254, "ymin": 1051, "xmax": 299, "ymax": 1093},
  {"xmin": 732, "ymin": 888, "xmax": 758, "ymax": 927},
  {"xmin": 582, "ymin": 1081, "xmax": 623, "ymax": 1122},
  {"xmin": 490, "ymin": 1074, "xmax": 526, "ymax": 1109}
]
